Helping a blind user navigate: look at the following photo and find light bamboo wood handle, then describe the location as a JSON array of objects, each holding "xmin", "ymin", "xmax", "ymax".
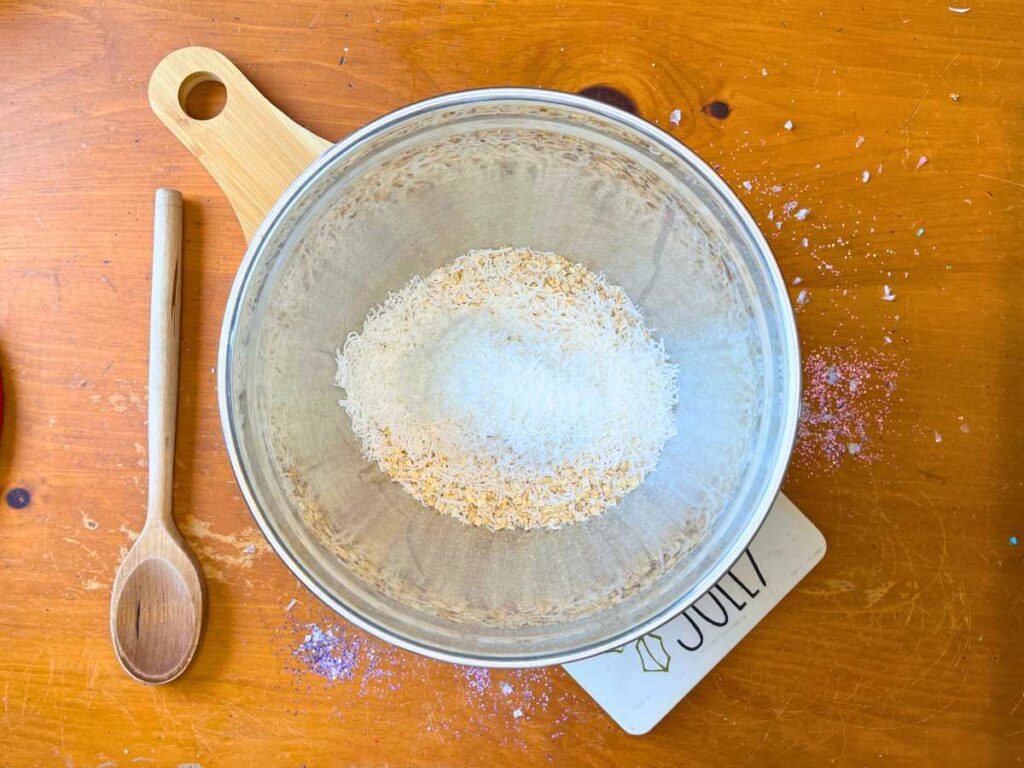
[
  {"xmin": 147, "ymin": 188, "xmax": 183, "ymax": 530},
  {"xmin": 148, "ymin": 47, "xmax": 332, "ymax": 243}
]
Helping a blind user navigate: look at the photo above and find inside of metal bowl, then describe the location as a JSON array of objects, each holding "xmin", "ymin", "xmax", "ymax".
[{"xmin": 222, "ymin": 92, "xmax": 798, "ymax": 665}]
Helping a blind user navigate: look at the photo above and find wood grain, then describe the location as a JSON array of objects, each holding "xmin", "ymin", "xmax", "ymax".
[{"xmin": 1, "ymin": 1, "xmax": 1022, "ymax": 765}]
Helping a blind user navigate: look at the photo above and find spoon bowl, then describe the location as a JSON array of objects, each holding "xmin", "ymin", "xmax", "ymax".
[{"xmin": 111, "ymin": 531, "xmax": 204, "ymax": 684}]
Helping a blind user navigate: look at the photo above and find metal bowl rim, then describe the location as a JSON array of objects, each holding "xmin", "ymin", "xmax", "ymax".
[{"xmin": 216, "ymin": 86, "xmax": 801, "ymax": 668}]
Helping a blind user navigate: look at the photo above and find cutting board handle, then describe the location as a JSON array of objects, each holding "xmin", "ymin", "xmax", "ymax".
[{"xmin": 149, "ymin": 47, "xmax": 332, "ymax": 243}]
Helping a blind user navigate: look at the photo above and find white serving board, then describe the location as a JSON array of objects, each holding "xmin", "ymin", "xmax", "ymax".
[{"xmin": 563, "ymin": 494, "xmax": 825, "ymax": 734}]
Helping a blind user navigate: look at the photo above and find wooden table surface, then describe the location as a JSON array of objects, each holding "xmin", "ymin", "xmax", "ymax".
[{"xmin": 2, "ymin": 1, "xmax": 1022, "ymax": 765}]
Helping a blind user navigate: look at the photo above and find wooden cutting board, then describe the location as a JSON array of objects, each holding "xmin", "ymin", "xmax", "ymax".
[{"xmin": 148, "ymin": 46, "xmax": 331, "ymax": 243}]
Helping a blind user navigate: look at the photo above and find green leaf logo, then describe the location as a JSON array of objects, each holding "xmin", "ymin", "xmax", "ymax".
[{"xmin": 635, "ymin": 633, "xmax": 671, "ymax": 673}]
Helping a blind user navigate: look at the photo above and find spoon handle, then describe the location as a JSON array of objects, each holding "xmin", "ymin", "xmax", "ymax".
[{"xmin": 146, "ymin": 189, "xmax": 183, "ymax": 531}]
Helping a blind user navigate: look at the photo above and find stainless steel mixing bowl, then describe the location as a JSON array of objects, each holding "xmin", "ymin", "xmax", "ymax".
[{"xmin": 216, "ymin": 88, "xmax": 800, "ymax": 667}]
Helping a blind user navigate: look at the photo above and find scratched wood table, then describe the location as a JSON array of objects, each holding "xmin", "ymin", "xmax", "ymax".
[{"xmin": 1, "ymin": 1, "xmax": 1022, "ymax": 765}]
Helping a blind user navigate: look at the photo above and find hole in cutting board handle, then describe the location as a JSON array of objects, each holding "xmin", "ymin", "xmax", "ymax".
[{"xmin": 178, "ymin": 72, "xmax": 226, "ymax": 120}]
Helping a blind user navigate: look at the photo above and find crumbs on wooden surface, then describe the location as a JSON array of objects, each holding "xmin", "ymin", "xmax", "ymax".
[
  {"xmin": 276, "ymin": 610, "xmax": 582, "ymax": 745},
  {"xmin": 794, "ymin": 347, "xmax": 904, "ymax": 470}
]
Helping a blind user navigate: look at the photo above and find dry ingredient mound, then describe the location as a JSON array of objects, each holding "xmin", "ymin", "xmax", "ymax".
[{"xmin": 335, "ymin": 247, "xmax": 678, "ymax": 530}]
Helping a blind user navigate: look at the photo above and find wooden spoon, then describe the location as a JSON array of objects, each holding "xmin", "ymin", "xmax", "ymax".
[{"xmin": 110, "ymin": 189, "xmax": 205, "ymax": 684}]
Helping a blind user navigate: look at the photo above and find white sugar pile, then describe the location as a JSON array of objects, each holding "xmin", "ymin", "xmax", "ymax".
[{"xmin": 335, "ymin": 247, "xmax": 678, "ymax": 530}]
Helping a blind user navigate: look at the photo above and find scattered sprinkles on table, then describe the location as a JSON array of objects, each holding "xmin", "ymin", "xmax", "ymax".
[
  {"xmin": 275, "ymin": 609, "xmax": 582, "ymax": 745},
  {"xmin": 794, "ymin": 348, "xmax": 904, "ymax": 470}
]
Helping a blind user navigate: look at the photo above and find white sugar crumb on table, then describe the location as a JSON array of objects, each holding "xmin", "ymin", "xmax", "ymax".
[
  {"xmin": 669, "ymin": 109, "xmax": 681, "ymax": 126},
  {"xmin": 742, "ymin": 180, "xmax": 753, "ymax": 191},
  {"xmin": 935, "ymin": 431, "xmax": 944, "ymax": 443},
  {"xmin": 794, "ymin": 208, "xmax": 809, "ymax": 221},
  {"xmin": 882, "ymin": 285, "xmax": 896, "ymax": 301},
  {"xmin": 916, "ymin": 155, "xmax": 929, "ymax": 170},
  {"xmin": 855, "ymin": 135, "xmax": 866, "ymax": 148},
  {"xmin": 862, "ymin": 170, "xmax": 871, "ymax": 183},
  {"xmin": 335, "ymin": 247, "xmax": 679, "ymax": 531},
  {"xmin": 797, "ymin": 289, "xmax": 809, "ymax": 306},
  {"xmin": 792, "ymin": 276, "xmax": 803, "ymax": 285},
  {"xmin": 783, "ymin": 119, "xmax": 794, "ymax": 130}
]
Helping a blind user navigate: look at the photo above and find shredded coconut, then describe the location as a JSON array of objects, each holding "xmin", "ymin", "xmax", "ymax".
[{"xmin": 335, "ymin": 248, "xmax": 678, "ymax": 530}]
